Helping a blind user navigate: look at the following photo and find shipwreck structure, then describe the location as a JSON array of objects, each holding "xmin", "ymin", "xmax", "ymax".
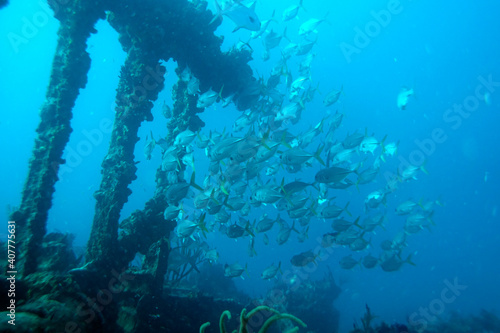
[
  {"xmin": 13, "ymin": 0, "xmax": 254, "ymax": 278},
  {"xmin": 3, "ymin": 0, "xmax": 265, "ymax": 331}
]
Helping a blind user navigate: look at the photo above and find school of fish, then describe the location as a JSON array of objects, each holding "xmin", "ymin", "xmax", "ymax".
[{"xmin": 145, "ymin": 0, "xmax": 435, "ymax": 282}]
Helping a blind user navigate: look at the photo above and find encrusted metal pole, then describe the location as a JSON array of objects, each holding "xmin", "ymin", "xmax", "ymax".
[
  {"xmin": 11, "ymin": 1, "xmax": 107, "ymax": 276},
  {"xmin": 85, "ymin": 45, "xmax": 165, "ymax": 268}
]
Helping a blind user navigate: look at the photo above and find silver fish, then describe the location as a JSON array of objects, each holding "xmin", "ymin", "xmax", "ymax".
[
  {"xmin": 214, "ymin": 0, "xmax": 261, "ymax": 32},
  {"xmin": 261, "ymin": 262, "xmax": 281, "ymax": 280}
]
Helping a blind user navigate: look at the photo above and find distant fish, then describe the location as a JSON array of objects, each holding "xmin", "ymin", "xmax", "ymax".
[
  {"xmin": 163, "ymin": 203, "xmax": 182, "ymax": 220},
  {"xmin": 380, "ymin": 253, "xmax": 415, "ymax": 272},
  {"xmin": 224, "ymin": 262, "xmax": 248, "ymax": 278},
  {"xmin": 174, "ymin": 129, "xmax": 197, "ymax": 147},
  {"xmin": 359, "ymin": 135, "xmax": 386, "ymax": 155},
  {"xmin": 381, "ymin": 140, "xmax": 399, "ymax": 161},
  {"xmin": 261, "ymin": 262, "xmax": 281, "ymax": 280},
  {"xmin": 362, "ymin": 254, "xmax": 379, "ymax": 269},
  {"xmin": 213, "ymin": 0, "xmax": 261, "ymax": 32},
  {"xmin": 290, "ymin": 250, "xmax": 316, "ymax": 267},
  {"xmin": 339, "ymin": 255, "xmax": 360, "ymax": 269},
  {"xmin": 397, "ymin": 87, "xmax": 414, "ymax": 110},
  {"xmin": 197, "ymin": 86, "xmax": 223, "ymax": 109},
  {"xmin": 180, "ymin": 66, "xmax": 192, "ymax": 82},
  {"xmin": 250, "ymin": 10, "xmax": 276, "ymax": 39},
  {"xmin": 143, "ymin": 131, "xmax": 156, "ymax": 160},
  {"xmin": 264, "ymin": 27, "xmax": 287, "ymax": 51},
  {"xmin": 175, "ymin": 213, "xmax": 207, "ymax": 240},
  {"xmin": 315, "ymin": 166, "xmax": 352, "ymax": 184},
  {"xmin": 323, "ymin": 85, "xmax": 343, "ymax": 106},
  {"xmin": 282, "ymin": 0, "xmax": 305, "ymax": 22},
  {"xmin": 299, "ymin": 15, "xmax": 328, "ymax": 35},
  {"xmin": 204, "ymin": 249, "xmax": 219, "ymax": 263},
  {"xmin": 162, "ymin": 101, "xmax": 172, "ymax": 118},
  {"xmin": 187, "ymin": 75, "xmax": 200, "ymax": 95}
]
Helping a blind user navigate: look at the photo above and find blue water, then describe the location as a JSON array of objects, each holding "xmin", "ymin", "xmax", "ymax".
[{"xmin": 1, "ymin": 0, "xmax": 499, "ymax": 331}]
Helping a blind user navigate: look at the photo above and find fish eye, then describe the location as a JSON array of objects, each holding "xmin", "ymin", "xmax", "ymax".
[{"xmin": 249, "ymin": 16, "xmax": 255, "ymax": 23}]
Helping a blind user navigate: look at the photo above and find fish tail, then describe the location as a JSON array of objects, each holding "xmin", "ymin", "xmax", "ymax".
[
  {"xmin": 283, "ymin": 26, "xmax": 291, "ymax": 43},
  {"xmin": 353, "ymin": 216, "xmax": 361, "ymax": 228},
  {"xmin": 220, "ymin": 177, "xmax": 230, "ymax": 195},
  {"xmin": 209, "ymin": 0, "xmax": 223, "ymax": 25},
  {"xmin": 417, "ymin": 197, "xmax": 425, "ymax": 210},
  {"xmin": 209, "ymin": 188, "xmax": 220, "ymax": 205},
  {"xmin": 309, "ymin": 201, "xmax": 318, "ymax": 216},
  {"xmin": 344, "ymin": 201, "xmax": 352, "ymax": 217},
  {"xmin": 190, "ymin": 172, "xmax": 203, "ymax": 191},
  {"xmin": 303, "ymin": 226, "xmax": 310, "ymax": 239},
  {"xmin": 299, "ymin": 0, "xmax": 307, "ymax": 12},
  {"xmin": 380, "ymin": 134, "xmax": 388, "ymax": 154},
  {"xmin": 280, "ymin": 177, "xmax": 287, "ymax": 194},
  {"xmin": 280, "ymin": 131, "xmax": 292, "ymax": 149},
  {"xmin": 406, "ymin": 253, "xmax": 417, "ymax": 266},
  {"xmin": 260, "ymin": 128, "xmax": 271, "ymax": 150},
  {"xmin": 245, "ymin": 222, "xmax": 255, "ymax": 238},
  {"xmin": 420, "ymin": 162, "xmax": 429, "ymax": 175},
  {"xmin": 198, "ymin": 213, "xmax": 208, "ymax": 237},
  {"xmin": 427, "ymin": 211, "xmax": 436, "ymax": 226},
  {"xmin": 315, "ymin": 116, "xmax": 326, "ymax": 133},
  {"xmin": 218, "ymin": 84, "xmax": 225, "ymax": 101},
  {"xmin": 380, "ymin": 219, "xmax": 387, "ymax": 231},
  {"xmin": 314, "ymin": 144, "xmax": 326, "ymax": 166}
]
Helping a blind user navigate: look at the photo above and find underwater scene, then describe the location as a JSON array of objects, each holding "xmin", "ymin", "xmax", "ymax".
[{"xmin": 1, "ymin": 0, "xmax": 499, "ymax": 332}]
